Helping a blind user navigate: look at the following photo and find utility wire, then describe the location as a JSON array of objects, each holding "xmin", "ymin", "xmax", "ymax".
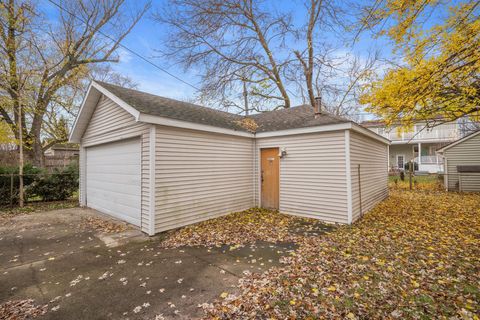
[
  {"xmin": 45, "ymin": 0, "xmax": 202, "ymax": 92},
  {"xmin": 44, "ymin": 0, "xmax": 377, "ymax": 119}
]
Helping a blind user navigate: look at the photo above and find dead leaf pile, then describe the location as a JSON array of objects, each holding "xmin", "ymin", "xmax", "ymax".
[
  {"xmin": 0, "ymin": 299, "xmax": 48, "ymax": 320},
  {"xmin": 203, "ymin": 190, "xmax": 480, "ymax": 319},
  {"xmin": 160, "ymin": 208, "xmax": 331, "ymax": 248},
  {"xmin": 83, "ymin": 216, "xmax": 128, "ymax": 233},
  {"xmin": 234, "ymin": 117, "xmax": 258, "ymax": 132}
]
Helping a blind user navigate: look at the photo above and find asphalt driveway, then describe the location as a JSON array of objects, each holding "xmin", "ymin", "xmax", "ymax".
[{"xmin": 0, "ymin": 208, "xmax": 295, "ymax": 320}]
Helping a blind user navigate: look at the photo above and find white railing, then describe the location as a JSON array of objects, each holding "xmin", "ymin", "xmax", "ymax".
[
  {"xmin": 376, "ymin": 123, "xmax": 460, "ymax": 142},
  {"xmin": 420, "ymin": 155, "xmax": 443, "ymax": 164}
]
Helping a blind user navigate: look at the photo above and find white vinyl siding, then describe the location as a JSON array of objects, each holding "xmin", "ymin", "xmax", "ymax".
[
  {"xmin": 80, "ymin": 95, "xmax": 152, "ymax": 233},
  {"xmin": 78, "ymin": 94, "xmax": 391, "ymax": 233},
  {"xmin": 86, "ymin": 139, "xmax": 141, "ymax": 226},
  {"xmin": 154, "ymin": 126, "xmax": 254, "ymax": 232},
  {"xmin": 458, "ymin": 173, "xmax": 480, "ymax": 192},
  {"xmin": 255, "ymin": 130, "xmax": 349, "ymax": 224},
  {"xmin": 350, "ymin": 131, "xmax": 388, "ymax": 222},
  {"xmin": 443, "ymin": 133, "xmax": 480, "ymax": 191}
]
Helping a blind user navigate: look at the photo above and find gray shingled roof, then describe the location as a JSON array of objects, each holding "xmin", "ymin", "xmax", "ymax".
[
  {"xmin": 251, "ymin": 105, "xmax": 349, "ymax": 132},
  {"xmin": 97, "ymin": 81, "xmax": 350, "ymax": 133}
]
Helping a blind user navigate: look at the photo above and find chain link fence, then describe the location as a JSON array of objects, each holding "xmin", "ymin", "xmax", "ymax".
[{"xmin": 388, "ymin": 171, "xmax": 444, "ymax": 191}]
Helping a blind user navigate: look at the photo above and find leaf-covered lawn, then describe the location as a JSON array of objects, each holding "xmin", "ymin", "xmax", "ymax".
[
  {"xmin": 161, "ymin": 208, "xmax": 334, "ymax": 249},
  {"xmin": 388, "ymin": 174, "xmax": 444, "ymax": 191},
  {"xmin": 203, "ymin": 190, "xmax": 480, "ymax": 319}
]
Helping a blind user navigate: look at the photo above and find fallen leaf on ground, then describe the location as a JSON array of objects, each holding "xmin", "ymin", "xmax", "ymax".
[
  {"xmin": 202, "ymin": 190, "xmax": 480, "ymax": 319},
  {"xmin": 0, "ymin": 299, "xmax": 48, "ymax": 320},
  {"xmin": 82, "ymin": 216, "xmax": 128, "ymax": 233}
]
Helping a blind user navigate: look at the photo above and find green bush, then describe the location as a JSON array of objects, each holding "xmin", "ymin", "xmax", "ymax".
[
  {"xmin": 28, "ymin": 163, "xmax": 79, "ymax": 201},
  {"xmin": 0, "ymin": 164, "xmax": 42, "ymax": 206}
]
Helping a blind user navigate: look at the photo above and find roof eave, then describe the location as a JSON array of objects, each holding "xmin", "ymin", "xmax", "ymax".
[
  {"xmin": 437, "ymin": 130, "xmax": 480, "ymax": 153},
  {"xmin": 137, "ymin": 113, "xmax": 254, "ymax": 138},
  {"xmin": 69, "ymin": 81, "xmax": 142, "ymax": 143},
  {"xmin": 351, "ymin": 123, "xmax": 391, "ymax": 145},
  {"xmin": 69, "ymin": 82, "xmax": 390, "ymax": 144}
]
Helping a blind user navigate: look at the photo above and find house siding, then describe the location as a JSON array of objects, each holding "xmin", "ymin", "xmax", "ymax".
[
  {"xmin": 255, "ymin": 130, "xmax": 349, "ymax": 224},
  {"xmin": 443, "ymin": 133, "xmax": 480, "ymax": 191},
  {"xmin": 350, "ymin": 131, "xmax": 389, "ymax": 222},
  {"xmin": 80, "ymin": 95, "xmax": 152, "ymax": 234},
  {"xmin": 154, "ymin": 126, "xmax": 254, "ymax": 232},
  {"xmin": 389, "ymin": 144, "xmax": 415, "ymax": 168}
]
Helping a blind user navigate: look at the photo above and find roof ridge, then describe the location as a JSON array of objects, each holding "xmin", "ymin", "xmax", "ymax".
[
  {"xmin": 95, "ymin": 81, "xmax": 243, "ymax": 119},
  {"xmin": 94, "ymin": 80, "xmax": 350, "ymax": 133}
]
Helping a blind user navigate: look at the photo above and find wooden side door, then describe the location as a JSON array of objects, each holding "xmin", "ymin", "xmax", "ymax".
[{"xmin": 261, "ymin": 148, "xmax": 279, "ymax": 210}]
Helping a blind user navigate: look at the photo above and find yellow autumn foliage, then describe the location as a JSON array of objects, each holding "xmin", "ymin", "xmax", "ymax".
[
  {"xmin": 0, "ymin": 121, "xmax": 16, "ymax": 145},
  {"xmin": 360, "ymin": 1, "xmax": 480, "ymax": 127}
]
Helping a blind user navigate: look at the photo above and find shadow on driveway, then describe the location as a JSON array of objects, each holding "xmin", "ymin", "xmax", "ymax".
[{"xmin": 0, "ymin": 208, "xmax": 299, "ymax": 319}]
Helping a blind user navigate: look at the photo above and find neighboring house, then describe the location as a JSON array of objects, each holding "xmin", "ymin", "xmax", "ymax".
[
  {"xmin": 362, "ymin": 119, "xmax": 462, "ymax": 173},
  {"xmin": 43, "ymin": 143, "xmax": 79, "ymax": 171},
  {"xmin": 70, "ymin": 81, "xmax": 390, "ymax": 235},
  {"xmin": 437, "ymin": 130, "xmax": 480, "ymax": 192},
  {"xmin": 44, "ymin": 143, "xmax": 80, "ymax": 157}
]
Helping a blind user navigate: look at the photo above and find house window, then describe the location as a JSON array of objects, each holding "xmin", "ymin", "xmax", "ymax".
[{"xmin": 397, "ymin": 155, "xmax": 405, "ymax": 169}]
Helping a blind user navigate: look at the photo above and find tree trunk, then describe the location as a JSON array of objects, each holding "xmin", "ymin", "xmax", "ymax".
[
  {"xmin": 18, "ymin": 103, "xmax": 24, "ymax": 207},
  {"xmin": 32, "ymin": 137, "xmax": 45, "ymax": 167}
]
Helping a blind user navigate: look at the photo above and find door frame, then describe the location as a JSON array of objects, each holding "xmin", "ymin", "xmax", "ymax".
[
  {"xmin": 258, "ymin": 147, "xmax": 280, "ymax": 209},
  {"xmin": 396, "ymin": 154, "xmax": 405, "ymax": 169}
]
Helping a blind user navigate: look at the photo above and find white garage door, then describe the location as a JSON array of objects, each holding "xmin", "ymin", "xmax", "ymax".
[{"xmin": 86, "ymin": 138, "xmax": 141, "ymax": 226}]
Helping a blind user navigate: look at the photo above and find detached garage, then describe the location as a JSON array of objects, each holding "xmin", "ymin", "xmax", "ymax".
[
  {"xmin": 437, "ymin": 130, "xmax": 480, "ymax": 192},
  {"xmin": 70, "ymin": 81, "xmax": 390, "ymax": 235}
]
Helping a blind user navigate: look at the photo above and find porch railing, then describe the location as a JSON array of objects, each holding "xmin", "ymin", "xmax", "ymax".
[
  {"xmin": 420, "ymin": 155, "xmax": 443, "ymax": 164},
  {"xmin": 375, "ymin": 123, "xmax": 460, "ymax": 142}
]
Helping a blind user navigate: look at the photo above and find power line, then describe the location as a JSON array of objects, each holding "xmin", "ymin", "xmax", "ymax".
[
  {"xmin": 43, "ymin": 0, "xmax": 382, "ymax": 118},
  {"xmin": 45, "ymin": 0, "xmax": 202, "ymax": 92}
]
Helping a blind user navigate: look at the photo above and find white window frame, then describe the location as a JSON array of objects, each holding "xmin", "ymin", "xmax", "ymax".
[{"xmin": 396, "ymin": 154, "xmax": 405, "ymax": 169}]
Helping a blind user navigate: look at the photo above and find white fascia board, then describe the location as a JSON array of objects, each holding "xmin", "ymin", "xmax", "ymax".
[
  {"xmin": 351, "ymin": 123, "xmax": 391, "ymax": 145},
  {"xmin": 437, "ymin": 130, "xmax": 480, "ymax": 153},
  {"xmin": 69, "ymin": 81, "xmax": 141, "ymax": 143},
  {"xmin": 255, "ymin": 122, "xmax": 352, "ymax": 138},
  {"xmin": 69, "ymin": 83, "xmax": 98, "ymax": 143},
  {"xmin": 91, "ymin": 81, "xmax": 141, "ymax": 120},
  {"xmin": 138, "ymin": 113, "xmax": 254, "ymax": 138}
]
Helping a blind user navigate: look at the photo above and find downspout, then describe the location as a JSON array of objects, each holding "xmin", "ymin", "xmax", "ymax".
[
  {"xmin": 345, "ymin": 129, "xmax": 353, "ymax": 224},
  {"xmin": 444, "ymin": 157, "xmax": 448, "ymax": 191},
  {"xmin": 252, "ymin": 135, "xmax": 257, "ymax": 207}
]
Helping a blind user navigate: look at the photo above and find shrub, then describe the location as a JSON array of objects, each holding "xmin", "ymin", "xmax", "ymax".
[
  {"xmin": 28, "ymin": 163, "xmax": 79, "ymax": 201},
  {"xmin": 0, "ymin": 164, "xmax": 42, "ymax": 206}
]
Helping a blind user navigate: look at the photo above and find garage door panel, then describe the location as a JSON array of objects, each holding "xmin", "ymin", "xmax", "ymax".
[
  {"xmin": 86, "ymin": 138, "xmax": 141, "ymax": 227},
  {"xmin": 88, "ymin": 153, "xmax": 141, "ymax": 164},
  {"xmin": 86, "ymin": 166, "xmax": 140, "ymax": 176},
  {"xmin": 87, "ymin": 194, "xmax": 140, "ymax": 216},
  {"xmin": 87, "ymin": 199, "xmax": 140, "ymax": 226},
  {"xmin": 86, "ymin": 171, "xmax": 141, "ymax": 184},
  {"xmin": 86, "ymin": 183, "xmax": 141, "ymax": 198}
]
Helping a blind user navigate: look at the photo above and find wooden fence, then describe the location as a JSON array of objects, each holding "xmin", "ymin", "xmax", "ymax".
[{"xmin": 0, "ymin": 150, "xmax": 78, "ymax": 171}]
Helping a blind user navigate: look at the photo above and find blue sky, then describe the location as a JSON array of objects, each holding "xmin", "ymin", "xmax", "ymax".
[{"xmin": 42, "ymin": 0, "xmax": 396, "ymax": 119}]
